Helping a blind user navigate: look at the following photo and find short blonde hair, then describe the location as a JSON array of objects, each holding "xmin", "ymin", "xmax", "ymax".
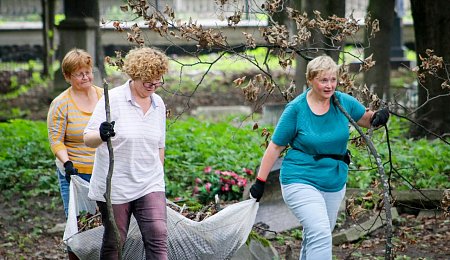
[
  {"xmin": 61, "ymin": 48, "xmax": 93, "ymax": 77},
  {"xmin": 305, "ymin": 55, "xmax": 338, "ymax": 82},
  {"xmin": 122, "ymin": 47, "xmax": 169, "ymax": 82}
]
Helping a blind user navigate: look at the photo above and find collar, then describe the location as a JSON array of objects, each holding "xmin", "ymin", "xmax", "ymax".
[{"xmin": 125, "ymin": 80, "xmax": 157, "ymax": 108}]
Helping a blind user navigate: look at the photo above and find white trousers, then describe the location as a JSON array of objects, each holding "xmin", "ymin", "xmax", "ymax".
[{"xmin": 282, "ymin": 183, "xmax": 346, "ymax": 260}]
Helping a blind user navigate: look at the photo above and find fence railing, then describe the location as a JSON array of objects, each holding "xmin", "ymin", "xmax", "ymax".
[
  {"xmin": 0, "ymin": 0, "xmax": 410, "ymax": 21},
  {"xmin": 0, "ymin": 0, "xmax": 412, "ymax": 89},
  {"xmin": 0, "ymin": 0, "xmax": 266, "ymax": 21}
]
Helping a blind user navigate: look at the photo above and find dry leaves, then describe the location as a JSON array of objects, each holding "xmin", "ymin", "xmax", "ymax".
[{"xmin": 442, "ymin": 189, "xmax": 450, "ymax": 217}]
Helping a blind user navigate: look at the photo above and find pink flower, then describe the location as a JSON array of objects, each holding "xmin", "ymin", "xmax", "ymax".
[
  {"xmin": 204, "ymin": 166, "xmax": 212, "ymax": 173},
  {"xmin": 243, "ymin": 168, "xmax": 254, "ymax": 176},
  {"xmin": 237, "ymin": 178, "xmax": 247, "ymax": 187},
  {"xmin": 205, "ymin": 182, "xmax": 212, "ymax": 192},
  {"xmin": 193, "ymin": 186, "xmax": 199, "ymax": 194},
  {"xmin": 195, "ymin": 177, "xmax": 203, "ymax": 184}
]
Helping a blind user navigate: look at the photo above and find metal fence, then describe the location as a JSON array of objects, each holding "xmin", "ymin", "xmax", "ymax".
[
  {"xmin": 0, "ymin": 0, "xmax": 266, "ymax": 20},
  {"xmin": 1, "ymin": 0, "xmax": 410, "ymax": 21},
  {"xmin": 0, "ymin": 0, "xmax": 411, "ymax": 78}
]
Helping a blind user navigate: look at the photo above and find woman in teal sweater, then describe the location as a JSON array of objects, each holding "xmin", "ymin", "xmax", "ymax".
[{"xmin": 250, "ymin": 55, "xmax": 389, "ymax": 259}]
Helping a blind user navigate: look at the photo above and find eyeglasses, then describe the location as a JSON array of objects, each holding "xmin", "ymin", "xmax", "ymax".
[
  {"xmin": 144, "ymin": 81, "xmax": 164, "ymax": 88},
  {"xmin": 315, "ymin": 77, "xmax": 337, "ymax": 85},
  {"xmin": 144, "ymin": 77, "xmax": 165, "ymax": 88},
  {"xmin": 71, "ymin": 71, "xmax": 93, "ymax": 79}
]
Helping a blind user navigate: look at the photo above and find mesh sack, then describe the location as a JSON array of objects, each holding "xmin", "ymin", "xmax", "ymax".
[
  {"xmin": 166, "ymin": 199, "xmax": 258, "ymax": 259},
  {"xmin": 63, "ymin": 175, "xmax": 97, "ymax": 242},
  {"xmin": 66, "ymin": 179, "xmax": 259, "ymax": 259}
]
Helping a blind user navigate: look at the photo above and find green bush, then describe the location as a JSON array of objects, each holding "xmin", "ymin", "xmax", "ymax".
[
  {"xmin": 347, "ymin": 116, "xmax": 450, "ymax": 190},
  {"xmin": 0, "ymin": 116, "xmax": 447, "ymax": 203},
  {"xmin": 0, "ymin": 120, "xmax": 56, "ymax": 198},
  {"xmin": 164, "ymin": 117, "xmax": 267, "ymax": 202}
]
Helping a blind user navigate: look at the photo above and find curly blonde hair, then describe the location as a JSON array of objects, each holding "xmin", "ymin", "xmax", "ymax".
[
  {"xmin": 305, "ymin": 55, "xmax": 339, "ymax": 82},
  {"xmin": 122, "ymin": 47, "xmax": 169, "ymax": 82},
  {"xmin": 61, "ymin": 48, "xmax": 93, "ymax": 77}
]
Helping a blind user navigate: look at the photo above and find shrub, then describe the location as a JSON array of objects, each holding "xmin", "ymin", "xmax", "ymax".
[
  {"xmin": 193, "ymin": 166, "xmax": 254, "ymax": 203},
  {"xmin": 347, "ymin": 116, "xmax": 450, "ymax": 190},
  {"xmin": 0, "ymin": 119, "xmax": 57, "ymax": 197},
  {"xmin": 164, "ymin": 117, "xmax": 268, "ymax": 201}
]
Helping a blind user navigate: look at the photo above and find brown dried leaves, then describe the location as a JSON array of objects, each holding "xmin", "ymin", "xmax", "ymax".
[
  {"xmin": 359, "ymin": 54, "xmax": 376, "ymax": 72},
  {"xmin": 338, "ymin": 64, "xmax": 381, "ymax": 110},
  {"xmin": 313, "ymin": 11, "xmax": 359, "ymax": 42},
  {"xmin": 104, "ymin": 51, "xmax": 124, "ymax": 70},
  {"xmin": 442, "ymin": 189, "xmax": 450, "ymax": 217},
  {"xmin": 227, "ymin": 11, "xmax": 242, "ymax": 26},
  {"xmin": 260, "ymin": 127, "xmax": 272, "ymax": 148},
  {"xmin": 119, "ymin": 0, "xmax": 366, "ymax": 71},
  {"xmin": 234, "ymin": 74, "xmax": 275, "ymax": 103},
  {"xmin": 260, "ymin": 23, "xmax": 290, "ymax": 48},
  {"xmin": 261, "ymin": 0, "xmax": 283, "ymax": 14},
  {"xmin": 127, "ymin": 23, "xmax": 145, "ymax": 46},
  {"xmin": 412, "ymin": 49, "xmax": 450, "ymax": 90},
  {"xmin": 414, "ymin": 49, "xmax": 445, "ymax": 85},
  {"xmin": 419, "ymin": 49, "xmax": 443, "ymax": 74},
  {"xmin": 365, "ymin": 12, "xmax": 380, "ymax": 39}
]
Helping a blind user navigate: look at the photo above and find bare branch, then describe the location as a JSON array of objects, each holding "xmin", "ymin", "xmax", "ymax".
[
  {"xmin": 333, "ymin": 95, "xmax": 394, "ymax": 259},
  {"xmin": 102, "ymin": 79, "xmax": 122, "ymax": 259}
]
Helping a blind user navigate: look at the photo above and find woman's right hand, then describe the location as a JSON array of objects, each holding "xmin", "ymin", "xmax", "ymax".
[
  {"xmin": 249, "ymin": 178, "xmax": 266, "ymax": 202},
  {"xmin": 99, "ymin": 121, "xmax": 116, "ymax": 141}
]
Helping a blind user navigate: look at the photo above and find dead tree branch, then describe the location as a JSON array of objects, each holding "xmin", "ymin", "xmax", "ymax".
[
  {"xmin": 102, "ymin": 79, "xmax": 122, "ymax": 259},
  {"xmin": 333, "ymin": 95, "xmax": 393, "ymax": 260}
]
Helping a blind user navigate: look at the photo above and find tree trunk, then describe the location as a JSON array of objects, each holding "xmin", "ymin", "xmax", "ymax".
[
  {"xmin": 41, "ymin": 0, "xmax": 50, "ymax": 76},
  {"xmin": 294, "ymin": 0, "xmax": 345, "ymax": 92},
  {"xmin": 303, "ymin": 0, "xmax": 328, "ymax": 56},
  {"xmin": 363, "ymin": 0, "xmax": 395, "ymax": 100},
  {"xmin": 326, "ymin": 0, "xmax": 345, "ymax": 62},
  {"xmin": 291, "ymin": 0, "xmax": 306, "ymax": 93},
  {"xmin": 53, "ymin": 0, "xmax": 102, "ymax": 97},
  {"xmin": 64, "ymin": 0, "xmax": 105, "ymax": 78},
  {"xmin": 92, "ymin": 1, "xmax": 106, "ymax": 80},
  {"xmin": 302, "ymin": 0, "xmax": 345, "ymax": 59},
  {"xmin": 410, "ymin": 0, "xmax": 450, "ymax": 138},
  {"xmin": 48, "ymin": 0, "xmax": 55, "ymax": 65}
]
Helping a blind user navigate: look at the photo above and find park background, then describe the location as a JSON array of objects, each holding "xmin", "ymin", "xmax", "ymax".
[{"xmin": 0, "ymin": 0, "xmax": 449, "ymax": 259}]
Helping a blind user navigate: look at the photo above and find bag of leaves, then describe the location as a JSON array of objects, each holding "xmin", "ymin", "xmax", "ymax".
[{"xmin": 65, "ymin": 175, "xmax": 259, "ymax": 259}]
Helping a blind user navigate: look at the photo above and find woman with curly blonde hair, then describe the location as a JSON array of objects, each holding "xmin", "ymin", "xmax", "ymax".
[{"xmin": 84, "ymin": 47, "xmax": 169, "ymax": 259}]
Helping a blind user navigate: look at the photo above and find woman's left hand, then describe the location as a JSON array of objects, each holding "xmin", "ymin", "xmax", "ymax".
[{"xmin": 371, "ymin": 108, "xmax": 389, "ymax": 127}]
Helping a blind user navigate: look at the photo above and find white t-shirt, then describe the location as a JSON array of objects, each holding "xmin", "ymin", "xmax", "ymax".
[{"xmin": 84, "ymin": 80, "xmax": 166, "ymax": 203}]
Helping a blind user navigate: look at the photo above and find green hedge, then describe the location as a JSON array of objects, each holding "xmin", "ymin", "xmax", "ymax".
[{"xmin": 0, "ymin": 117, "xmax": 448, "ymax": 203}]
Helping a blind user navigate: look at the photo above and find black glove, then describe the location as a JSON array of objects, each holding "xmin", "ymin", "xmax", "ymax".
[
  {"xmin": 64, "ymin": 161, "xmax": 78, "ymax": 183},
  {"xmin": 99, "ymin": 121, "xmax": 115, "ymax": 141},
  {"xmin": 371, "ymin": 108, "xmax": 389, "ymax": 127},
  {"xmin": 249, "ymin": 178, "xmax": 266, "ymax": 202}
]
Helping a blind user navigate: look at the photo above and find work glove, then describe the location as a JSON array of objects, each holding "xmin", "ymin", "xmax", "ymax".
[
  {"xmin": 64, "ymin": 161, "xmax": 78, "ymax": 183},
  {"xmin": 99, "ymin": 121, "xmax": 115, "ymax": 141},
  {"xmin": 370, "ymin": 108, "xmax": 389, "ymax": 127},
  {"xmin": 249, "ymin": 178, "xmax": 266, "ymax": 202}
]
